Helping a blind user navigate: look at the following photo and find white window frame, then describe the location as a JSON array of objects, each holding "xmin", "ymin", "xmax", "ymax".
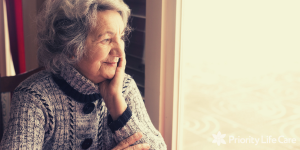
[{"xmin": 144, "ymin": 0, "xmax": 182, "ymax": 149}]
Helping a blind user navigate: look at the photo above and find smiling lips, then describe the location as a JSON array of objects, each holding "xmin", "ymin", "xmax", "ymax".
[
  {"xmin": 105, "ymin": 62, "xmax": 118, "ymax": 66},
  {"xmin": 105, "ymin": 58, "xmax": 119, "ymax": 66}
]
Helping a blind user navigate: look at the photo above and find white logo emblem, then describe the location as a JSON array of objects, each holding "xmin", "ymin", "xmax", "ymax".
[{"xmin": 212, "ymin": 131, "xmax": 226, "ymax": 146}]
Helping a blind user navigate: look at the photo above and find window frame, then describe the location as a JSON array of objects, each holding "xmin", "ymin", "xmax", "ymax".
[{"xmin": 144, "ymin": 0, "xmax": 182, "ymax": 149}]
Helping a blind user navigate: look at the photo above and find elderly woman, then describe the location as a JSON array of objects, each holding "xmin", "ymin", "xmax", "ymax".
[{"xmin": 0, "ymin": 0, "xmax": 166, "ymax": 149}]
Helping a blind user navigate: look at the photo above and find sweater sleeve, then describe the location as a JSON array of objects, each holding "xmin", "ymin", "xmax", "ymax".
[
  {"xmin": 107, "ymin": 77, "xmax": 167, "ymax": 150},
  {"xmin": 0, "ymin": 89, "xmax": 47, "ymax": 150}
]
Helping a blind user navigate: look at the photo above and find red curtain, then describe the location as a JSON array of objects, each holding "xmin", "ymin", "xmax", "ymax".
[{"xmin": 5, "ymin": 0, "xmax": 26, "ymax": 74}]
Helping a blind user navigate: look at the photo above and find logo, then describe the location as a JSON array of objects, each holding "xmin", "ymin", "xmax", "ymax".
[
  {"xmin": 211, "ymin": 132, "xmax": 297, "ymax": 146},
  {"xmin": 212, "ymin": 131, "xmax": 226, "ymax": 146}
]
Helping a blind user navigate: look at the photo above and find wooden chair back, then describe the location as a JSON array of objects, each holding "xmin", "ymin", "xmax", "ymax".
[{"xmin": 0, "ymin": 67, "xmax": 44, "ymax": 142}]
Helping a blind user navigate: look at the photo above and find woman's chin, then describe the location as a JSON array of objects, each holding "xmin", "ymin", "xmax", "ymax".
[
  {"xmin": 92, "ymin": 73, "xmax": 116, "ymax": 83},
  {"xmin": 104, "ymin": 72, "xmax": 116, "ymax": 80}
]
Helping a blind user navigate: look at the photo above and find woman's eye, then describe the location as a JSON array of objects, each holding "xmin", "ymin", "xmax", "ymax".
[{"xmin": 101, "ymin": 39, "xmax": 111, "ymax": 44}]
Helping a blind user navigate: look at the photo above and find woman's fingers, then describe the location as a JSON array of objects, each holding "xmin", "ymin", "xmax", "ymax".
[
  {"xmin": 118, "ymin": 132, "xmax": 142, "ymax": 148},
  {"xmin": 112, "ymin": 132, "xmax": 149, "ymax": 150},
  {"xmin": 117, "ymin": 55, "xmax": 126, "ymax": 70},
  {"xmin": 115, "ymin": 55, "xmax": 126, "ymax": 74},
  {"xmin": 113, "ymin": 56, "xmax": 126, "ymax": 83},
  {"xmin": 110, "ymin": 56, "xmax": 126, "ymax": 94},
  {"xmin": 123, "ymin": 143, "xmax": 150, "ymax": 150}
]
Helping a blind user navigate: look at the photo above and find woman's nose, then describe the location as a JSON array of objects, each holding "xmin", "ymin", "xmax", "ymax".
[{"xmin": 110, "ymin": 37, "xmax": 124, "ymax": 57}]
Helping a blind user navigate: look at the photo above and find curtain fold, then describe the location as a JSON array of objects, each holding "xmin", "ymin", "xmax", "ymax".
[
  {"xmin": 1, "ymin": 0, "xmax": 16, "ymax": 142},
  {"xmin": 5, "ymin": 0, "xmax": 26, "ymax": 74}
]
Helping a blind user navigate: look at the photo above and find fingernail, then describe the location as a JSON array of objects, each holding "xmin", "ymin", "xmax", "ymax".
[
  {"xmin": 135, "ymin": 132, "xmax": 142, "ymax": 138},
  {"xmin": 144, "ymin": 144, "xmax": 150, "ymax": 149}
]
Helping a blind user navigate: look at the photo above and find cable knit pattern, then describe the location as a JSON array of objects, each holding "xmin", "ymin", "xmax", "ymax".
[{"xmin": 0, "ymin": 65, "xmax": 166, "ymax": 150}]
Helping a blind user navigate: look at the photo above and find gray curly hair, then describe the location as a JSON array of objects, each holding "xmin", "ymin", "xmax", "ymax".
[{"xmin": 37, "ymin": 0, "xmax": 131, "ymax": 74}]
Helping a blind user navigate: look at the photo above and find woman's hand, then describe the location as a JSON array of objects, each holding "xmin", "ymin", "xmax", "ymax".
[
  {"xmin": 99, "ymin": 56, "xmax": 127, "ymax": 120},
  {"xmin": 112, "ymin": 132, "xmax": 150, "ymax": 150}
]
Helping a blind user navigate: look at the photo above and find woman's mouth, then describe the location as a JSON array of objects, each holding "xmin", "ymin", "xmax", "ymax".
[{"xmin": 105, "ymin": 62, "xmax": 117, "ymax": 66}]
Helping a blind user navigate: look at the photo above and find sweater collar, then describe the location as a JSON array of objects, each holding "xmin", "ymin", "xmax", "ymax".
[{"xmin": 58, "ymin": 64, "xmax": 100, "ymax": 95}]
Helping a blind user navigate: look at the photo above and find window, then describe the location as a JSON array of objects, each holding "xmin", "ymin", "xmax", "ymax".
[
  {"xmin": 180, "ymin": 1, "xmax": 300, "ymax": 150},
  {"xmin": 145, "ymin": 0, "xmax": 300, "ymax": 149}
]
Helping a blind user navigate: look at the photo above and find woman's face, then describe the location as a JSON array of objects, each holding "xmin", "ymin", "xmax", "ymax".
[{"xmin": 75, "ymin": 10, "xmax": 125, "ymax": 83}]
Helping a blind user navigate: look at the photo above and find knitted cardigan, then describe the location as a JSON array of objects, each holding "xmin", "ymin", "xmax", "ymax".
[{"xmin": 0, "ymin": 65, "xmax": 166, "ymax": 150}]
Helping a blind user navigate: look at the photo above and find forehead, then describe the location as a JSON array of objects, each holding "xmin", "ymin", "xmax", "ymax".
[{"xmin": 92, "ymin": 10, "xmax": 125, "ymax": 35}]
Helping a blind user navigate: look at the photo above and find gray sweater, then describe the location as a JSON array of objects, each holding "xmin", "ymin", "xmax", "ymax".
[{"xmin": 0, "ymin": 65, "xmax": 166, "ymax": 150}]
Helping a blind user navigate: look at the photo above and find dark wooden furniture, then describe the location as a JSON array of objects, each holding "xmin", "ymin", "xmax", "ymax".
[
  {"xmin": 0, "ymin": 67, "xmax": 44, "ymax": 142},
  {"xmin": 124, "ymin": 0, "xmax": 146, "ymax": 97}
]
